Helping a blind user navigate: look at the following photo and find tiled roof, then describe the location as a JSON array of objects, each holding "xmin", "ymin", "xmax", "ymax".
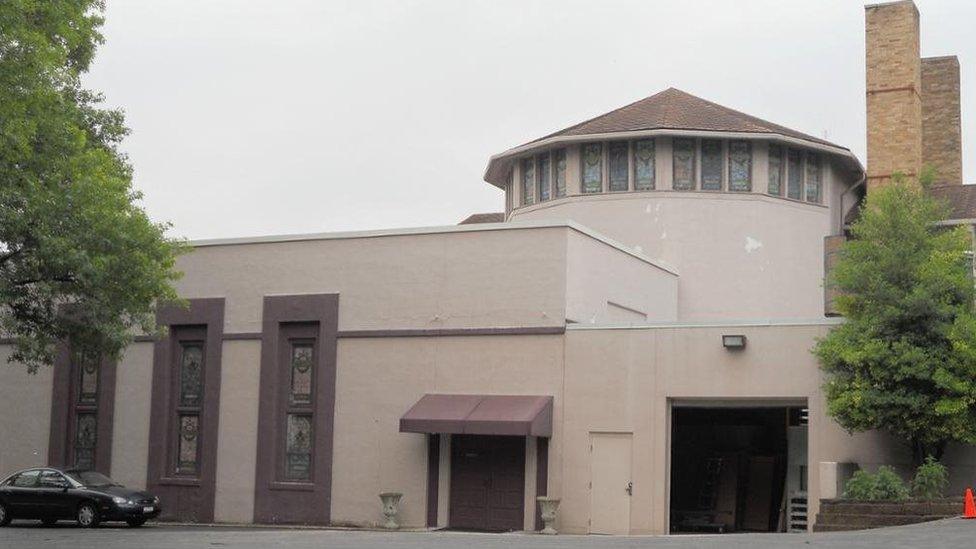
[
  {"xmin": 929, "ymin": 184, "xmax": 976, "ymax": 221},
  {"xmin": 526, "ymin": 87, "xmax": 845, "ymax": 149},
  {"xmin": 459, "ymin": 212, "xmax": 505, "ymax": 225},
  {"xmin": 485, "ymin": 87, "xmax": 862, "ymax": 187}
]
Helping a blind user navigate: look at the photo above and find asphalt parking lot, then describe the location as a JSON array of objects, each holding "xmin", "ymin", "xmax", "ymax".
[{"xmin": 1, "ymin": 519, "xmax": 973, "ymax": 549}]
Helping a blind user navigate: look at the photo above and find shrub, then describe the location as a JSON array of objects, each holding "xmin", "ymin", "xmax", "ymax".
[
  {"xmin": 843, "ymin": 466, "xmax": 910, "ymax": 501},
  {"xmin": 843, "ymin": 469, "xmax": 877, "ymax": 500},
  {"xmin": 911, "ymin": 456, "xmax": 949, "ymax": 500},
  {"xmin": 873, "ymin": 466, "xmax": 910, "ymax": 501}
]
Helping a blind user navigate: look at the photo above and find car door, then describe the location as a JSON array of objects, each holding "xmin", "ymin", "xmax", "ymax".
[
  {"xmin": 5, "ymin": 470, "xmax": 42, "ymax": 518},
  {"xmin": 37, "ymin": 470, "xmax": 73, "ymax": 519}
]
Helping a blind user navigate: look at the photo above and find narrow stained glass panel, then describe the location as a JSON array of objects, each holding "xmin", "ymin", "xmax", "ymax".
[
  {"xmin": 608, "ymin": 142, "xmax": 628, "ymax": 192},
  {"xmin": 290, "ymin": 343, "xmax": 314, "ymax": 405},
  {"xmin": 768, "ymin": 144, "xmax": 783, "ymax": 196},
  {"xmin": 78, "ymin": 352, "xmax": 99, "ymax": 404},
  {"xmin": 788, "ymin": 148, "xmax": 803, "ymax": 200},
  {"xmin": 177, "ymin": 414, "xmax": 199, "ymax": 474},
  {"xmin": 701, "ymin": 139, "xmax": 723, "ymax": 190},
  {"xmin": 672, "ymin": 138, "xmax": 696, "ymax": 190},
  {"xmin": 521, "ymin": 158, "xmax": 535, "ymax": 205},
  {"xmin": 179, "ymin": 343, "xmax": 203, "ymax": 407},
  {"xmin": 74, "ymin": 413, "xmax": 97, "ymax": 470},
  {"xmin": 729, "ymin": 141, "xmax": 752, "ymax": 192},
  {"xmin": 554, "ymin": 149, "xmax": 567, "ymax": 197},
  {"xmin": 806, "ymin": 153, "xmax": 822, "ymax": 203},
  {"xmin": 286, "ymin": 414, "xmax": 313, "ymax": 481},
  {"xmin": 582, "ymin": 143, "xmax": 603, "ymax": 193},
  {"xmin": 634, "ymin": 139, "xmax": 655, "ymax": 190},
  {"xmin": 537, "ymin": 154, "xmax": 551, "ymax": 202}
]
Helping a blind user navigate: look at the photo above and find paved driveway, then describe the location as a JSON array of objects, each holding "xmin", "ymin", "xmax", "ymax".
[{"xmin": 1, "ymin": 519, "xmax": 973, "ymax": 549}]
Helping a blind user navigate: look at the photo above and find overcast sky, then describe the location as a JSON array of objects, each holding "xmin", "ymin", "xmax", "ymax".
[{"xmin": 85, "ymin": 0, "xmax": 974, "ymax": 240}]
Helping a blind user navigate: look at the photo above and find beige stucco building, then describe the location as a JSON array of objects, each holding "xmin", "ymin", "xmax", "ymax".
[{"xmin": 1, "ymin": 0, "xmax": 973, "ymax": 535}]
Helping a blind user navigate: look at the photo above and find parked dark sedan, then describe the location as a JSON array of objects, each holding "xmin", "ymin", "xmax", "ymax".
[{"xmin": 0, "ymin": 467, "xmax": 160, "ymax": 528}]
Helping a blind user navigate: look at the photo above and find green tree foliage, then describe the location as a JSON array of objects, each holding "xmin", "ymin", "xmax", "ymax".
[
  {"xmin": 1, "ymin": 1, "xmax": 185, "ymax": 372},
  {"xmin": 815, "ymin": 174, "xmax": 976, "ymax": 465}
]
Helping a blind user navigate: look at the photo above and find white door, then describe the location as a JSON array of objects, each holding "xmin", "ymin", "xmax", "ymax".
[{"xmin": 589, "ymin": 432, "xmax": 632, "ymax": 534}]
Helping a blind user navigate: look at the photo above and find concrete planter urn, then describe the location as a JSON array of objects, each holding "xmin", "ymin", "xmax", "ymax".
[
  {"xmin": 536, "ymin": 496, "xmax": 561, "ymax": 535},
  {"xmin": 379, "ymin": 492, "xmax": 404, "ymax": 529}
]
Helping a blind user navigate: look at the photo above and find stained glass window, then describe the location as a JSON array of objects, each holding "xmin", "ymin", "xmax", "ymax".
[
  {"xmin": 537, "ymin": 154, "xmax": 551, "ymax": 202},
  {"xmin": 290, "ymin": 343, "xmax": 314, "ymax": 405},
  {"xmin": 78, "ymin": 351, "xmax": 99, "ymax": 404},
  {"xmin": 701, "ymin": 139, "xmax": 723, "ymax": 190},
  {"xmin": 608, "ymin": 142, "xmax": 628, "ymax": 192},
  {"xmin": 787, "ymin": 148, "xmax": 803, "ymax": 200},
  {"xmin": 75, "ymin": 413, "xmax": 97, "ymax": 470},
  {"xmin": 768, "ymin": 144, "xmax": 784, "ymax": 196},
  {"xmin": 521, "ymin": 158, "xmax": 535, "ymax": 205},
  {"xmin": 806, "ymin": 153, "xmax": 822, "ymax": 203},
  {"xmin": 286, "ymin": 414, "xmax": 312, "ymax": 481},
  {"xmin": 633, "ymin": 139, "xmax": 655, "ymax": 190},
  {"xmin": 581, "ymin": 143, "xmax": 603, "ymax": 193},
  {"xmin": 554, "ymin": 149, "xmax": 566, "ymax": 197},
  {"xmin": 177, "ymin": 414, "xmax": 199, "ymax": 474},
  {"xmin": 729, "ymin": 141, "xmax": 752, "ymax": 192},
  {"xmin": 672, "ymin": 138, "xmax": 696, "ymax": 190},
  {"xmin": 179, "ymin": 343, "xmax": 203, "ymax": 407}
]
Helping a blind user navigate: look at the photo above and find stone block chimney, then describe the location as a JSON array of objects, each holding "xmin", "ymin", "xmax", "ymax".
[
  {"xmin": 865, "ymin": 0, "xmax": 963, "ymax": 188},
  {"xmin": 865, "ymin": 0, "xmax": 922, "ymax": 190},
  {"xmin": 921, "ymin": 56, "xmax": 963, "ymax": 184}
]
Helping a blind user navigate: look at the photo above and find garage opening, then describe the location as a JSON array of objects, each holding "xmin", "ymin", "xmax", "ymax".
[{"xmin": 669, "ymin": 405, "xmax": 808, "ymax": 534}]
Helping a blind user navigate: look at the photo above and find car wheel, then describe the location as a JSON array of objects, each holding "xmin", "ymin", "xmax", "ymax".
[
  {"xmin": 41, "ymin": 517, "xmax": 58, "ymax": 527},
  {"xmin": 76, "ymin": 503, "xmax": 100, "ymax": 528},
  {"xmin": 126, "ymin": 518, "xmax": 147, "ymax": 528},
  {"xmin": 0, "ymin": 501, "xmax": 10, "ymax": 527}
]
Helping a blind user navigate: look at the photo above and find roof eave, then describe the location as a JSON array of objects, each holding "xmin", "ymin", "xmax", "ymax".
[{"xmin": 483, "ymin": 129, "xmax": 864, "ymax": 188}]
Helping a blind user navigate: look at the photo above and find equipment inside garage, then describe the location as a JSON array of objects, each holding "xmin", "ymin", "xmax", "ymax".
[{"xmin": 669, "ymin": 406, "xmax": 808, "ymax": 534}]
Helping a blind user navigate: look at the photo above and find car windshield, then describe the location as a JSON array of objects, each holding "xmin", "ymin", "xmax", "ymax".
[{"xmin": 64, "ymin": 471, "xmax": 118, "ymax": 487}]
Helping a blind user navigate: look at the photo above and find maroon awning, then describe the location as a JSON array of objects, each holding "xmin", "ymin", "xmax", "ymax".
[{"xmin": 400, "ymin": 394, "xmax": 553, "ymax": 437}]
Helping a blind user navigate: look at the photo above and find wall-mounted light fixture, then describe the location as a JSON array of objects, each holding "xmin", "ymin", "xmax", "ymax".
[{"xmin": 722, "ymin": 334, "xmax": 747, "ymax": 350}]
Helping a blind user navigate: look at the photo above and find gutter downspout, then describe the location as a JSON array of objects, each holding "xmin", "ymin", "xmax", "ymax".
[{"xmin": 840, "ymin": 174, "xmax": 866, "ymax": 232}]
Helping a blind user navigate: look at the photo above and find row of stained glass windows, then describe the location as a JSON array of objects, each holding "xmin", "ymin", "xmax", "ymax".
[
  {"xmin": 167, "ymin": 336, "xmax": 318, "ymax": 482},
  {"xmin": 521, "ymin": 149, "xmax": 567, "ymax": 205},
  {"xmin": 768, "ymin": 145, "xmax": 822, "ymax": 203},
  {"xmin": 581, "ymin": 139, "xmax": 657, "ymax": 194},
  {"xmin": 672, "ymin": 138, "xmax": 753, "ymax": 192},
  {"xmin": 514, "ymin": 139, "xmax": 827, "ymax": 204}
]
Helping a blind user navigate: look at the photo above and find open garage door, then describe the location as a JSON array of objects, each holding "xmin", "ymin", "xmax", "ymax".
[{"xmin": 669, "ymin": 404, "xmax": 807, "ymax": 534}]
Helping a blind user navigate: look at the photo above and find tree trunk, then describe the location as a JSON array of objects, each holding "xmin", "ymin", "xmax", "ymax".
[
  {"xmin": 911, "ymin": 439, "xmax": 924, "ymax": 468},
  {"xmin": 910, "ymin": 439, "xmax": 947, "ymax": 468}
]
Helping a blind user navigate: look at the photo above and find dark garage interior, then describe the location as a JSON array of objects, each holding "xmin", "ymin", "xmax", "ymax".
[{"xmin": 669, "ymin": 406, "xmax": 808, "ymax": 534}]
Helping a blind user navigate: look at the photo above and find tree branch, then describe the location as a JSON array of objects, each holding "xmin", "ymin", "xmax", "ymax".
[
  {"xmin": 12, "ymin": 274, "xmax": 77, "ymax": 287},
  {"xmin": 0, "ymin": 247, "xmax": 23, "ymax": 265}
]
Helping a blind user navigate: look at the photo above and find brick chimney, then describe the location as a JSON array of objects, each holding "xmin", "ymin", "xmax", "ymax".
[
  {"xmin": 865, "ymin": 0, "xmax": 923, "ymax": 190},
  {"xmin": 921, "ymin": 56, "xmax": 963, "ymax": 184}
]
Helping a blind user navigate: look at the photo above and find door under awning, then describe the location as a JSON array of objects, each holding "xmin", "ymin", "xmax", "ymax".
[{"xmin": 400, "ymin": 394, "xmax": 553, "ymax": 437}]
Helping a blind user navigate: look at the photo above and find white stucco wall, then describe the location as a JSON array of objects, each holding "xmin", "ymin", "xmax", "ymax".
[
  {"xmin": 514, "ymin": 192, "xmax": 835, "ymax": 321},
  {"xmin": 565, "ymin": 228, "xmax": 678, "ymax": 325},
  {"xmin": 0, "ymin": 351, "xmax": 52, "ymax": 475},
  {"xmin": 110, "ymin": 342, "xmax": 154, "ymax": 489}
]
